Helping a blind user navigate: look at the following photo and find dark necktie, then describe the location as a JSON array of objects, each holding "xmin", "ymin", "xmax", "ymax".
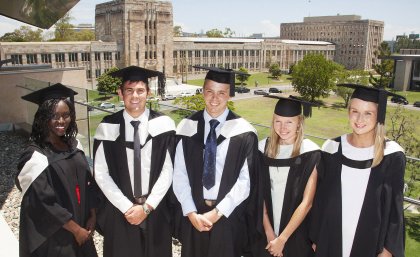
[
  {"xmin": 130, "ymin": 120, "xmax": 142, "ymax": 197},
  {"xmin": 203, "ymin": 119, "xmax": 220, "ymax": 190}
]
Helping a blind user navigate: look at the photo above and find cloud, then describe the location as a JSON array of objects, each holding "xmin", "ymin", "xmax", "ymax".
[{"xmin": 259, "ymin": 20, "xmax": 280, "ymax": 37}]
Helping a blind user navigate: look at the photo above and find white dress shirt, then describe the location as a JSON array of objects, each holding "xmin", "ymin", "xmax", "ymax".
[
  {"xmin": 173, "ymin": 108, "xmax": 251, "ymax": 218},
  {"xmin": 94, "ymin": 109, "xmax": 173, "ymax": 214}
]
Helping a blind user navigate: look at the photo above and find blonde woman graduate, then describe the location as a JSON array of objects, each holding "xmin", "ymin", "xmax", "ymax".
[
  {"xmin": 311, "ymin": 84, "xmax": 406, "ymax": 257},
  {"xmin": 251, "ymin": 95, "xmax": 320, "ymax": 257}
]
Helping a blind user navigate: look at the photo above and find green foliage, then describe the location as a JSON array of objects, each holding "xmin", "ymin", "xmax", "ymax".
[
  {"xmin": 96, "ymin": 67, "xmax": 122, "ymax": 95},
  {"xmin": 335, "ymin": 69, "xmax": 369, "ymax": 107},
  {"xmin": 369, "ymin": 42, "xmax": 394, "ymax": 89},
  {"xmin": 288, "ymin": 63, "xmax": 295, "ymax": 74},
  {"xmin": 0, "ymin": 26, "xmax": 43, "ymax": 42},
  {"xmin": 173, "ymin": 25, "xmax": 182, "ymax": 37},
  {"xmin": 206, "ymin": 28, "xmax": 224, "ymax": 38},
  {"xmin": 223, "ymin": 28, "xmax": 235, "ymax": 38},
  {"xmin": 53, "ymin": 13, "xmax": 75, "ymax": 41},
  {"xmin": 394, "ymin": 35, "xmax": 420, "ymax": 53},
  {"xmin": 269, "ymin": 63, "xmax": 282, "ymax": 79},
  {"xmin": 291, "ymin": 53, "xmax": 342, "ymax": 102},
  {"xmin": 73, "ymin": 30, "xmax": 95, "ymax": 41},
  {"xmin": 173, "ymin": 94, "xmax": 235, "ymax": 114},
  {"xmin": 237, "ymin": 67, "xmax": 250, "ymax": 84},
  {"xmin": 387, "ymin": 106, "xmax": 420, "ymax": 198}
]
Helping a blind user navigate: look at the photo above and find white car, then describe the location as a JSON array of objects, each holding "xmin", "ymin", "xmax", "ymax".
[
  {"xmin": 162, "ymin": 94, "xmax": 176, "ymax": 100},
  {"xmin": 99, "ymin": 102, "xmax": 115, "ymax": 109}
]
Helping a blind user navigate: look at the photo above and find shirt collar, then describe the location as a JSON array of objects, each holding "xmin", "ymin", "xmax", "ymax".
[
  {"xmin": 203, "ymin": 108, "xmax": 229, "ymax": 125},
  {"xmin": 123, "ymin": 109, "xmax": 149, "ymax": 124}
]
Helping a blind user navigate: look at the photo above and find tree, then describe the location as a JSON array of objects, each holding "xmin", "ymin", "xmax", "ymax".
[
  {"xmin": 0, "ymin": 26, "xmax": 44, "ymax": 42},
  {"xmin": 387, "ymin": 105, "xmax": 419, "ymax": 197},
  {"xmin": 394, "ymin": 35, "xmax": 420, "ymax": 53},
  {"xmin": 369, "ymin": 42, "xmax": 394, "ymax": 89},
  {"xmin": 173, "ymin": 25, "xmax": 183, "ymax": 37},
  {"xmin": 269, "ymin": 63, "xmax": 282, "ymax": 79},
  {"xmin": 53, "ymin": 13, "xmax": 75, "ymax": 41},
  {"xmin": 174, "ymin": 94, "xmax": 235, "ymax": 113},
  {"xmin": 335, "ymin": 69, "xmax": 369, "ymax": 107},
  {"xmin": 206, "ymin": 28, "xmax": 224, "ymax": 38},
  {"xmin": 236, "ymin": 67, "xmax": 250, "ymax": 85},
  {"xmin": 288, "ymin": 63, "xmax": 295, "ymax": 74},
  {"xmin": 73, "ymin": 29, "xmax": 95, "ymax": 41},
  {"xmin": 291, "ymin": 53, "xmax": 341, "ymax": 102},
  {"xmin": 96, "ymin": 67, "xmax": 122, "ymax": 96},
  {"xmin": 223, "ymin": 28, "xmax": 235, "ymax": 38}
]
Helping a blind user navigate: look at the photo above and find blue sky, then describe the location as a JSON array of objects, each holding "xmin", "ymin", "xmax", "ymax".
[{"xmin": 0, "ymin": 0, "xmax": 419, "ymax": 40}]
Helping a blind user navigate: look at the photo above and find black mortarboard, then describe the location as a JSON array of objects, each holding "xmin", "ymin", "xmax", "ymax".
[
  {"xmin": 265, "ymin": 95, "xmax": 317, "ymax": 118},
  {"xmin": 109, "ymin": 66, "xmax": 164, "ymax": 85},
  {"xmin": 337, "ymin": 83, "xmax": 405, "ymax": 124},
  {"xmin": 193, "ymin": 66, "xmax": 250, "ymax": 97},
  {"xmin": 21, "ymin": 83, "xmax": 78, "ymax": 106}
]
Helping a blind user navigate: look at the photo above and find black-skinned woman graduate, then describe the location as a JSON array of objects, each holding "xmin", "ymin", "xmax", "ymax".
[{"xmin": 16, "ymin": 83, "xmax": 98, "ymax": 257}]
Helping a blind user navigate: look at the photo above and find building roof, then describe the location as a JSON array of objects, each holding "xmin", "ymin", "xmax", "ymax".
[{"xmin": 173, "ymin": 37, "xmax": 264, "ymax": 43}]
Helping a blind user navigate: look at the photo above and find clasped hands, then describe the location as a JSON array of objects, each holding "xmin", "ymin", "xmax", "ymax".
[
  {"xmin": 124, "ymin": 204, "xmax": 150, "ymax": 225},
  {"xmin": 187, "ymin": 209, "xmax": 221, "ymax": 232}
]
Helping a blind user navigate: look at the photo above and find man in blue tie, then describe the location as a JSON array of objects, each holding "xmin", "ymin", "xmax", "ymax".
[
  {"xmin": 173, "ymin": 66, "xmax": 258, "ymax": 257},
  {"xmin": 93, "ymin": 66, "xmax": 176, "ymax": 257}
]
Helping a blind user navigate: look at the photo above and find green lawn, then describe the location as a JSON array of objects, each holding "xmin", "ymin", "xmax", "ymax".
[
  {"xmin": 405, "ymin": 212, "xmax": 420, "ymax": 257},
  {"xmin": 391, "ymin": 90, "xmax": 420, "ymax": 104}
]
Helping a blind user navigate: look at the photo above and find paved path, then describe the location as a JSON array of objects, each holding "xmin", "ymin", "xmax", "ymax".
[{"xmin": 0, "ymin": 213, "xmax": 18, "ymax": 257}]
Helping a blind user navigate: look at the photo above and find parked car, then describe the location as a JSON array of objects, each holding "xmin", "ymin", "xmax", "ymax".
[
  {"xmin": 99, "ymin": 102, "xmax": 115, "ymax": 109},
  {"xmin": 254, "ymin": 89, "xmax": 269, "ymax": 95},
  {"xmin": 162, "ymin": 94, "xmax": 176, "ymax": 100},
  {"xmin": 147, "ymin": 96, "xmax": 160, "ymax": 101},
  {"xmin": 235, "ymin": 86, "xmax": 251, "ymax": 93},
  {"xmin": 390, "ymin": 96, "xmax": 409, "ymax": 105},
  {"xmin": 180, "ymin": 92, "xmax": 194, "ymax": 97},
  {"xmin": 413, "ymin": 101, "xmax": 420, "ymax": 108},
  {"xmin": 268, "ymin": 87, "xmax": 282, "ymax": 93}
]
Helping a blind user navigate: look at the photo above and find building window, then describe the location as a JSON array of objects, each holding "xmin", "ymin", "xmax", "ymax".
[
  {"xmin": 203, "ymin": 51, "xmax": 208, "ymax": 57},
  {"xmin": 145, "ymin": 36, "xmax": 148, "ymax": 45},
  {"xmin": 95, "ymin": 52, "xmax": 101, "ymax": 61},
  {"xmin": 136, "ymin": 51, "xmax": 139, "ymax": 60},
  {"xmin": 225, "ymin": 50, "xmax": 230, "ymax": 56},
  {"xmin": 154, "ymin": 20, "xmax": 157, "ymax": 29},
  {"xmin": 115, "ymin": 52, "xmax": 121, "ymax": 60},
  {"xmin": 154, "ymin": 36, "xmax": 156, "ymax": 45},
  {"xmin": 81, "ymin": 52, "xmax": 90, "ymax": 62},
  {"xmin": 218, "ymin": 50, "xmax": 223, "ymax": 57},
  {"xmin": 173, "ymin": 51, "xmax": 177, "ymax": 58},
  {"xmin": 210, "ymin": 50, "xmax": 216, "ymax": 57},
  {"xmin": 11, "ymin": 54, "xmax": 23, "ymax": 65},
  {"xmin": 149, "ymin": 36, "xmax": 152, "ymax": 45},
  {"xmin": 86, "ymin": 69, "xmax": 92, "ymax": 79},
  {"xmin": 145, "ymin": 51, "xmax": 148, "ymax": 59},
  {"xmin": 154, "ymin": 51, "xmax": 157, "ymax": 59},
  {"xmin": 104, "ymin": 52, "xmax": 112, "ymax": 60},
  {"xmin": 41, "ymin": 54, "xmax": 51, "ymax": 63},
  {"xmin": 195, "ymin": 51, "xmax": 201, "ymax": 58},
  {"xmin": 188, "ymin": 51, "xmax": 192, "ymax": 58},
  {"xmin": 232, "ymin": 50, "xmax": 237, "ymax": 57},
  {"xmin": 162, "ymin": 51, "xmax": 165, "ymax": 59},
  {"xmin": 26, "ymin": 54, "xmax": 38, "ymax": 64},
  {"xmin": 180, "ymin": 51, "xmax": 186, "ymax": 58},
  {"xmin": 55, "ymin": 53, "xmax": 65, "ymax": 63},
  {"xmin": 150, "ymin": 51, "xmax": 153, "ymax": 59},
  {"xmin": 68, "ymin": 53, "xmax": 78, "ymax": 62},
  {"xmin": 95, "ymin": 69, "xmax": 101, "ymax": 78}
]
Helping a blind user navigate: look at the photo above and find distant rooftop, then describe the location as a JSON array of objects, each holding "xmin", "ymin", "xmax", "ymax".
[
  {"xmin": 173, "ymin": 37, "xmax": 264, "ymax": 43},
  {"xmin": 303, "ymin": 15, "xmax": 362, "ymax": 23}
]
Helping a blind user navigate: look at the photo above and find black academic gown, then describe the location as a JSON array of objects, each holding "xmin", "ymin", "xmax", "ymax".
[
  {"xmin": 93, "ymin": 110, "xmax": 176, "ymax": 257},
  {"xmin": 310, "ymin": 136, "xmax": 406, "ymax": 257},
  {"xmin": 250, "ymin": 138, "xmax": 320, "ymax": 257},
  {"xmin": 176, "ymin": 110, "xmax": 258, "ymax": 257},
  {"xmin": 16, "ymin": 141, "xmax": 97, "ymax": 257}
]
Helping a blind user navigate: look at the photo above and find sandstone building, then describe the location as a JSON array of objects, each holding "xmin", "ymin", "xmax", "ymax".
[{"xmin": 280, "ymin": 15, "xmax": 384, "ymax": 70}]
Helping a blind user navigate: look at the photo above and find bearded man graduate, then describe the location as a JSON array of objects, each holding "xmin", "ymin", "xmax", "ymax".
[
  {"xmin": 93, "ymin": 66, "xmax": 176, "ymax": 257},
  {"xmin": 173, "ymin": 66, "xmax": 258, "ymax": 257}
]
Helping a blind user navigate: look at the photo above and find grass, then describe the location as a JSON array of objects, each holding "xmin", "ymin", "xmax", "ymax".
[
  {"xmin": 391, "ymin": 90, "xmax": 420, "ymax": 104},
  {"xmin": 405, "ymin": 212, "xmax": 420, "ymax": 257}
]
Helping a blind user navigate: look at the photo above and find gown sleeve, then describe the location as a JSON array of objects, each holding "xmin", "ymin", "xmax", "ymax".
[
  {"xmin": 383, "ymin": 151, "xmax": 406, "ymax": 257},
  {"xmin": 18, "ymin": 147, "xmax": 73, "ymax": 253}
]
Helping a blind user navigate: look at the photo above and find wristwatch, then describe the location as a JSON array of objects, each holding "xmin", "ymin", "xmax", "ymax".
[
  {"xmin": 215, "ymin": 207, "xmax": 223, "ymax": 217},
  {"xmin": 143, "ymin": 204, "xmax": 152, "ymax": 215}
]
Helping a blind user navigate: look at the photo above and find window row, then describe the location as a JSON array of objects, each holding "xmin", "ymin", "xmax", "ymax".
[{"xmin": 9, "ymin": 52, "xmax": 121, "ymax": 65}]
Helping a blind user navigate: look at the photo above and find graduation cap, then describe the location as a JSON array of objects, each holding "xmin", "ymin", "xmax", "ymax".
[
  {"xmin": 337, "ymin": 83, "xmax": 405, "ymax": 124},
  {"xmin": 193, "ymin": 65, "xmax": 250, "ymax": 97},
  {"xmin": 21, "ymin": 83, "xmax": 78, "ymax": 106},
  {"xmin": 264, "ymin": 95, "xmax": 317, "ymax": 118},
  {"xmin": 109, "ymin": 66, "xmax": 164, "ymax": 86}
]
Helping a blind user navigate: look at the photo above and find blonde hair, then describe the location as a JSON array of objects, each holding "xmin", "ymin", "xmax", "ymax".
[
  {"xmin": 347, "ymin": 99, "xmax": 385, "ymax": 167},
  {"xmin": 372, "ymin": 123, "xmax": 386, "ymax": 167},
  {"xmin": 266, "ymin": 115, "xmax": 305, "ymax": 158}
]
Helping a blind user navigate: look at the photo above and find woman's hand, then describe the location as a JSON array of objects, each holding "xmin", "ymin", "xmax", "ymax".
[
  {"xmin": 74, "ymin": 227, "xmax": 91, "ymax": 246},
  {"xmin": 265, "ymin": 235, "xmax": 287, "ymax": 257},
  {"xmin": 85, "ymin": 209, "xmax": 96, "ymax": 236}
]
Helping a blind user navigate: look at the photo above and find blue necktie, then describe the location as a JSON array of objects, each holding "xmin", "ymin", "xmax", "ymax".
[
  {"xmin": 130, "ymin": 120, "xmax": 142, "ymax": 197},
  {"xmin": 203, "ymin": 119, "xmax": 220, "ymax": 190}
]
